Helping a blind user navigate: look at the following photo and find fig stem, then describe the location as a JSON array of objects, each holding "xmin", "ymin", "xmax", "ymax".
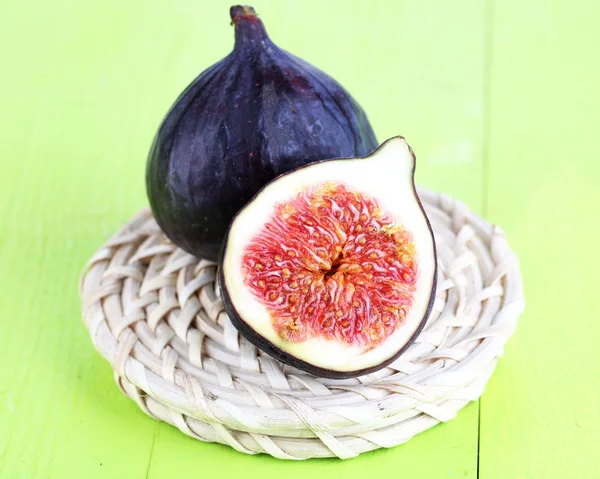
[
  {"xmin": 230, "ymin": 5, "xmax": 269, "ymax": 47},
  {"xmin": 230, "ymin": 5, "xmax": 257, "ymax": 25}
]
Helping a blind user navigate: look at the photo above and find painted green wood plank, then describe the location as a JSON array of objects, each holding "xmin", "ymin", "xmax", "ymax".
[
  {"xmin": 0, "ymin": 0, "xmax": 486, "ymax": 477},
  {"xmin": 480, "ymin": 1, "xmax": 600, "ymax": 478},
  {"xmin": 0, "ymin": 1, "xmax": 169, "ymax": 478}
]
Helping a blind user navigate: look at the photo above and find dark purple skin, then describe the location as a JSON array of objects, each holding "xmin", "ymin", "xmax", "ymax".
[
  {"xmin": 146, "ymin": 6, "xmax": 378, "ymax": 261},
  {"xmin": 218, "ymin": 137, "xmax": 438, "ymax": 379}
]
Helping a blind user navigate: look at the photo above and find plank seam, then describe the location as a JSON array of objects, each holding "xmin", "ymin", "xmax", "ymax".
[
  {"xmin": 144, "ymin": 423, "xmax": 160, "ymax": 479},
  {"xmin": 479, "ymin": 0, "xmax": 495, "ymax": 476}
]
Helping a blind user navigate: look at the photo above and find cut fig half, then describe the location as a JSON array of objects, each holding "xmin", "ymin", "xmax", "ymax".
[{"xmin": 218, "ymin": 137, "xmax": 437, "ymax": 378}]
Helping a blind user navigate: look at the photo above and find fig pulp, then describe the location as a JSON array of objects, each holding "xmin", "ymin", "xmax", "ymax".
[
  {"xmin": 219, "ymin": 137, "xmax": 437, "ymax": 378},
  {"xmin": 146, "ymin": 5, "xmax": 378, "ymax": 261}
]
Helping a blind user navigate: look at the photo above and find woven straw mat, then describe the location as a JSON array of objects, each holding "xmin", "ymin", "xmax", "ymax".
[{"xmin": 79, "ymin": 188, "xmax": 525, "ymax": 460}]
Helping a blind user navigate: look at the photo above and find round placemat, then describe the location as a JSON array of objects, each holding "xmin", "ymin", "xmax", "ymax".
[{"xmin": 79, "ymin": 188, "xmax": 524, "ymax": 460}]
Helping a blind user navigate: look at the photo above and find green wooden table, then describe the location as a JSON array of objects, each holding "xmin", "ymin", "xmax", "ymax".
[{"xmin": 1, "ymin": 1, "xmax": 599, "ymax": 477}]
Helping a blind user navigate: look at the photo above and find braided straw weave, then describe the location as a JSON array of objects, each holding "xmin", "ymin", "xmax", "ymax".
[{"xmin": 79, "ymin": 188, "xmax": 524, "ymax": 460}]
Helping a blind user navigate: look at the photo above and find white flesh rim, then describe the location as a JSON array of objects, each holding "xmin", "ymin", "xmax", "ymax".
[{"xmin": 222, "ymin": 137, "xmax": 436, "ymax": 372}]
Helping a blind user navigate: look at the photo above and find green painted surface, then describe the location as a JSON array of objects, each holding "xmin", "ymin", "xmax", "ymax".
[
  {"xmin": 480, "ymin": 1, "xmax": 600, "ymax": 478},
  {"xmin": 0, "ymin": 0, "xmax": 597, "ymax": 478}
]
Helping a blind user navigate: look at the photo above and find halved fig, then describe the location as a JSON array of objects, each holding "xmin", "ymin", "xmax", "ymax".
[{"xmin": 219, "ymin": 137, "xmax": 437, "ymax": 378}]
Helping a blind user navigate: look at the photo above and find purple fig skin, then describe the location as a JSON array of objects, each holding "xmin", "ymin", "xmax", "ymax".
[{"xmin": 146, "ymin": 6, "xmax": 378, "ymax": 261}]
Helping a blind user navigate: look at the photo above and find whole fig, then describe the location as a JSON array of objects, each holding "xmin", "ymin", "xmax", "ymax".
[{"xmin": 147, "ymin": 5, "xmax": 378, "ymax": 261}]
